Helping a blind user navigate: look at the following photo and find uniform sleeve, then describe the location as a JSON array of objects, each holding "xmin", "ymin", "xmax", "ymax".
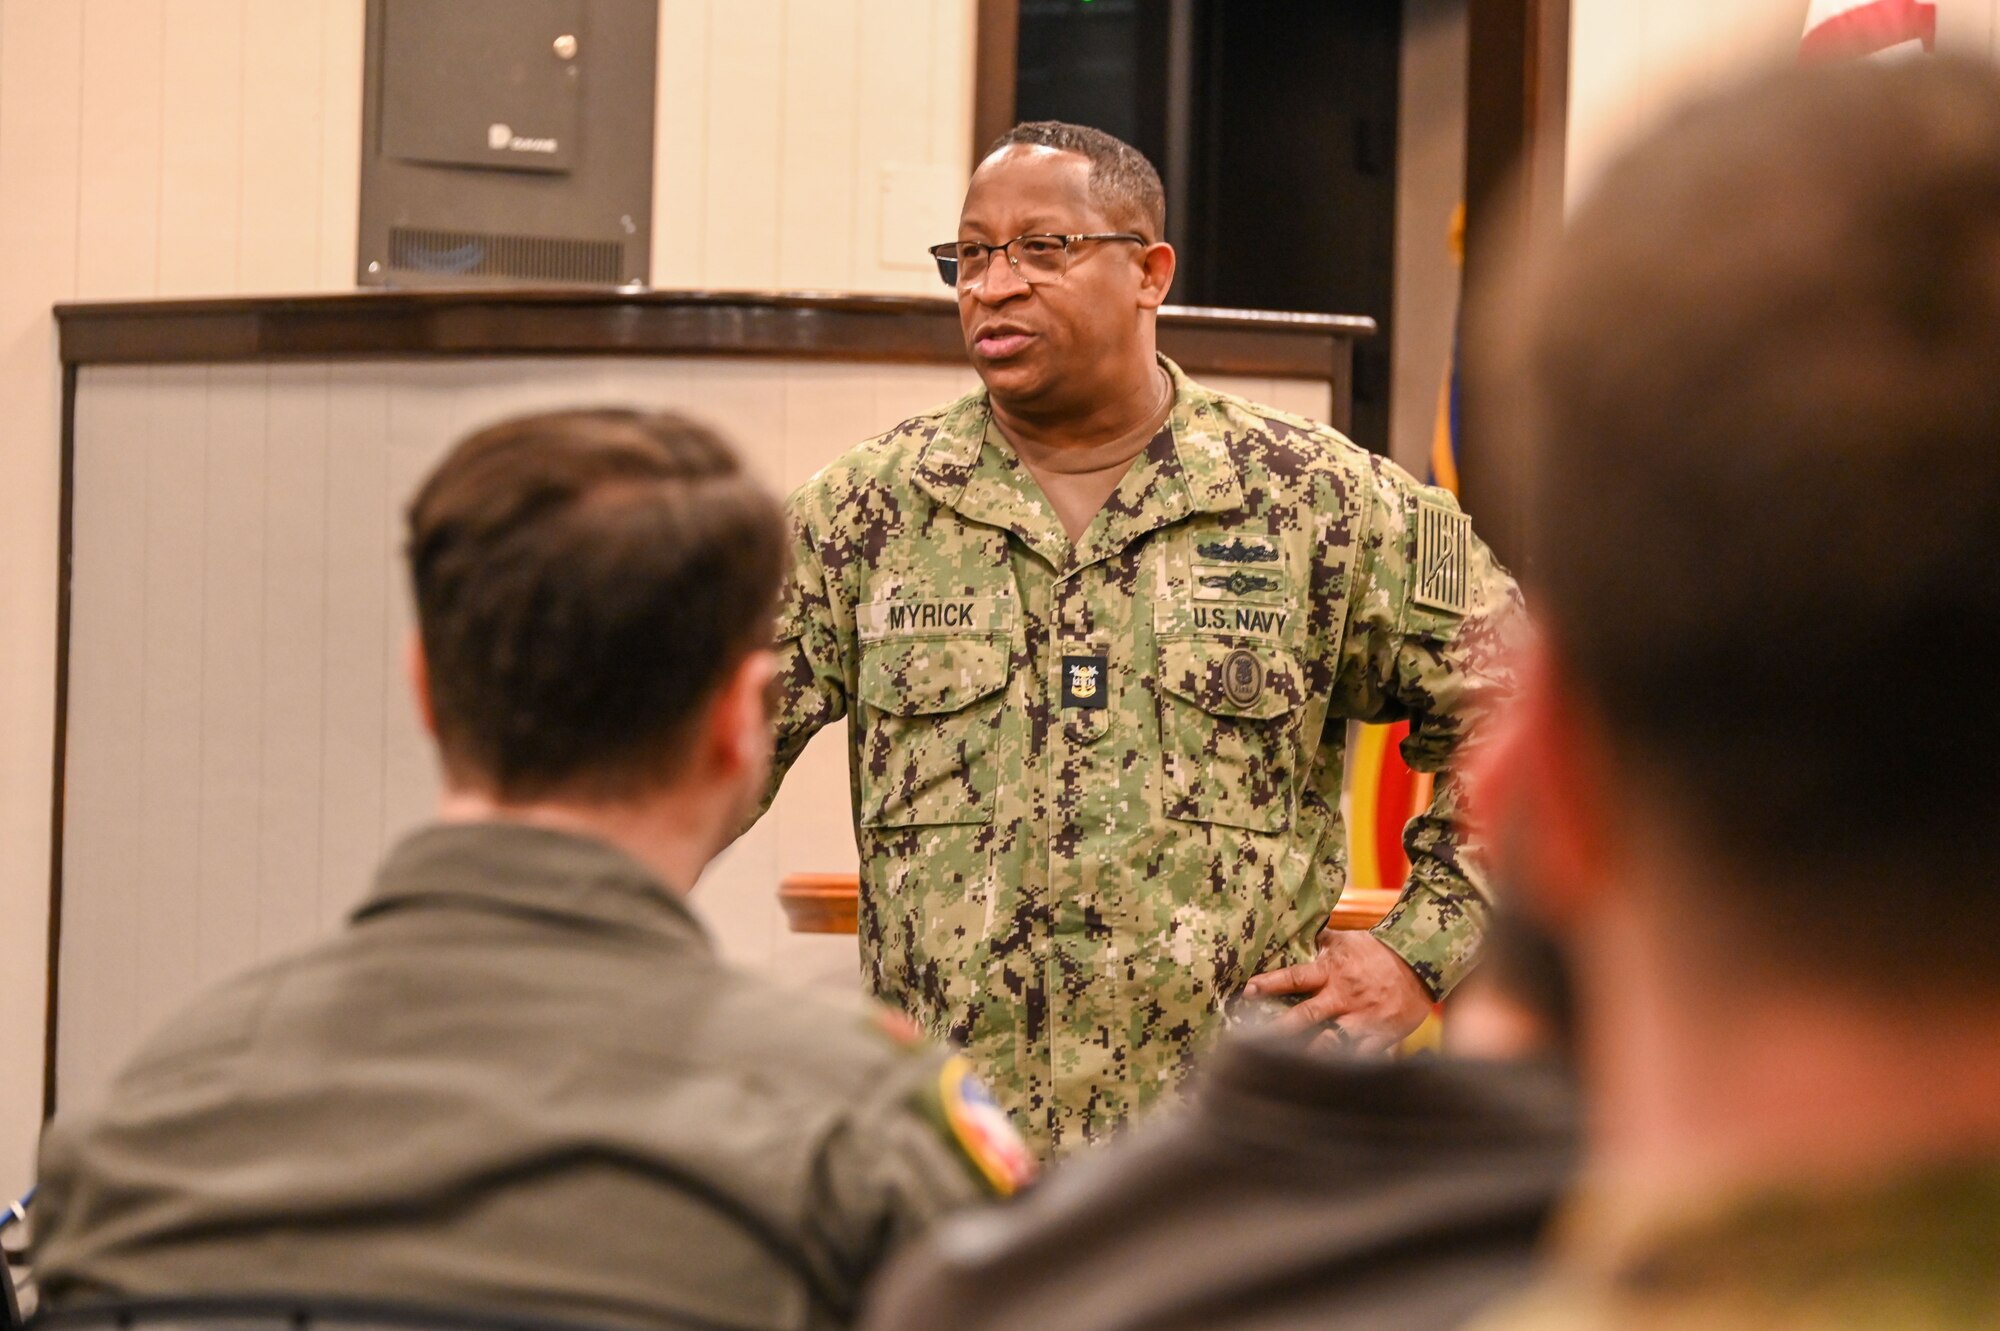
[
  {"xmin": 1329, "ymin": 459, "xmax": 1525, "ymax": 998},
  {"xmin": 755, "ymin": 487, "xmax": 851, "ymax": 820},
  {"xmin": 803, "ymin": 1048, "xmax": 1031, "ymax": 1317}
]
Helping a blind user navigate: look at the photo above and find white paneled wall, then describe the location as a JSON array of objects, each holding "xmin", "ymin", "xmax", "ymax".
[
  {"xmin": 56, "ymin": 358, "xmax": 1332, "ymax": 1117},
  {"xmin": 653, "ymin": 0, "xmax": 976, "ymax": 294}
]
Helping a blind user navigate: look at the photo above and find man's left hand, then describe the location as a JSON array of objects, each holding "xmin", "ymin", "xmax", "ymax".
[{"xmin": 1243, "ymin": 930, "xmax": 1434, "ymax": 1054}]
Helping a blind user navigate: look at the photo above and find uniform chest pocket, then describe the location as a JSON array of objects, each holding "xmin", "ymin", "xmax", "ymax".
[
  {"xmin": 1156, "ymin": 635, "xmax": 1307, "ymax": 833},
  {"xmin": 856, "ymin": 636, "xmax": 1012, "ymax": 827}
]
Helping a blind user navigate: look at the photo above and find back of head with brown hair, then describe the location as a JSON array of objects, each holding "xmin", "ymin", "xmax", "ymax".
[
  {"xmin": 1518, "ymin": 58, "xmax": 2000, "ymax": 988},
  {"xmin": 405, "ymin": 409, "xmax": 785, "ymax": 803}
]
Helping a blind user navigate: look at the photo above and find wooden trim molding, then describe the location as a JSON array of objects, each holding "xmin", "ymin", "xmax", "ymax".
[
  {"xmin": 44, "ymin": 364, "xmax": 77, "ymax": 1120},
  {"xmin": 54, "ymin": 288, "xmax": 1372, "ymax": 427},
  {"xmin": 1461, "ymin": 0, "xmax": 1571, "ymax": 571},
  {"xmin": 54, "ymin": 289, "xmax": 1372, "ymax": 368},
  {"xmin": 779, "ymin": 874, "xmax": 1399, "ymax": 938},
  {"xmin": 972, "ymin": 0, "xmax": 1021, "ymax": 163}
]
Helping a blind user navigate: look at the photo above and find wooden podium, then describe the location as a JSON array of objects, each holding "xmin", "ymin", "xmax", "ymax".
[{"xmin": 777, "ymin": 876, "xmax": 1400, "ymax": 936}]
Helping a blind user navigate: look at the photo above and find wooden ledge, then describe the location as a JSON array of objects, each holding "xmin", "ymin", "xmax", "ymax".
[
  {"xmin": 777, "ymin": 873, "xmax": 862, "ymax": 936},
  {"xmin": 54, "ymin": 288, "xmax": 1375, "ymax": 393},
  {"xmin": 778, "ymin": 874, "xmax": 1399, "ymax": 937}
]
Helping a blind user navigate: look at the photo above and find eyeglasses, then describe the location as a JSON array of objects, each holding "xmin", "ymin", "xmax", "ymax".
[{"xmin": 928, "ymin": 232, "xmax": 1147, "ymax": 288}]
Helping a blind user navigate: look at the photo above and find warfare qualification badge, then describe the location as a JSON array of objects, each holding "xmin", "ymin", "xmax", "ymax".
[
  {"xmin": 1062, "ymin": 654, "xmax": 1109, "ymax": 709},
  {"xmin": 1222, "ymin": 648, "xmax": 1264, "ymax": 707}
]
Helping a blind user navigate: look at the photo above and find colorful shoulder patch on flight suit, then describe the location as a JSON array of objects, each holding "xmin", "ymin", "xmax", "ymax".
[{"xmin": 923, "ymin": 1055, "xmax": 1038, "ymax": 1196}]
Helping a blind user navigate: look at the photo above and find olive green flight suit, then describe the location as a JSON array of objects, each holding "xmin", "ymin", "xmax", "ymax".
[
  {"xmin": 1470, "ymin": 1161, "xmax": 2000, "ymax": 1330},
  {"xmin": 31, "ymin": 823, "xmax": 1006, "ymax": 1331}
]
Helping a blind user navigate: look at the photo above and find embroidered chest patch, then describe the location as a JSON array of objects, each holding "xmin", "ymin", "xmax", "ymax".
[
  {"xmin": 1222, "ymin": 648, "xmax": 1265, "ymax": 706},
  {"xmin": 1195, "ymin": 535, "xmax": 1280, "ymax": 564},
  {"xmin": 1062, "ymin": 654, "xmax": 1109, "ymax": 709}
]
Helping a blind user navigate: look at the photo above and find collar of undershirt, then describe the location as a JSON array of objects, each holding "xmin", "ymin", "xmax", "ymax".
[{"xmin": 996, "ymin": 364, "xmax": 1174, "ymax": 476}]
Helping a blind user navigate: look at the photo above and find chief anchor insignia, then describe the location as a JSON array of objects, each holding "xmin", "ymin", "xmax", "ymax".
[{"xmin": 1061, "ymin": 653, "xmax": 1110, "ymax": 710}]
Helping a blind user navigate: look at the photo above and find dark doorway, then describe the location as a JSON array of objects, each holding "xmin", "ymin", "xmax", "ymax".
[
  {"xmin": 1014, "ymin": 0, "xmax": 1403, "ymax": 453},
  {"xmin": 1012, "ymin": 1, "xmax": 1170, "ymax": 171}
]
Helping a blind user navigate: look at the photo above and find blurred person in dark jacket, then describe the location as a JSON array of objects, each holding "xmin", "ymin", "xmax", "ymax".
[{"xmin": 863, "ymin": 914, "xmax": 1577, "ymax": 1331}]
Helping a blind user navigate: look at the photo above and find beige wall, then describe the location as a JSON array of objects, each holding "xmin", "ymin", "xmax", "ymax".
[
  {"xmin": 0, "ymin": 0, "xmax": 980, "ymax": 1205},
  {"xmin": 1567, "ymin": 0, "xmax": 2000, "ymax": 201},
  {"xmin": 652, "ymin": 0, "xmax": 974, "ymax": 294}
]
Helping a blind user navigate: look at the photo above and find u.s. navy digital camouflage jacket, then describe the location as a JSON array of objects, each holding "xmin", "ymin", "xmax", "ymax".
[{"xmin": 770, "ymin": 357, "xmax": 1521, "ymax": 1152}]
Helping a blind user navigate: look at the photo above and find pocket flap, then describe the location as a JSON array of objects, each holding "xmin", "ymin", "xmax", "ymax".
[
  {"xmin": 859, "ymin": 637, "xmax": 1011, "ymax": 716},
  {"xmin": 1158, "ymin": 637, "xmax": 1305, "ymax": 720}
]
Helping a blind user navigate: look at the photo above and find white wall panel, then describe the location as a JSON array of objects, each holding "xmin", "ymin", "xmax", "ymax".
[
  {"xmin": 652, "ymin": 0, "xmax": 712, "ymax": 289},
  {"xmin": 317, "ymin": 366, "xmax": 394, "ymax": 935},
  {"xmin": 317, "ymin": 0, "xmax": 365, "ymax": 291},
  {"xmin": 57, "ymin": 370, "xmax": 152, "ymax": 1115},
  {"xmin": 259, "ymin": 368, "xmax": 334, "ymax": 958},
  {"xmin": 157, "ymin": 0, "xmax": 245, "ymax": 296},
  {"xmin": 703, "ymin": 3, "xmax": 786, "ymax": 290},
  {"xmin": 197, "ymin": 369, "xmax": 271, "ymax": 989},
  {"xmin": 241, "ymin": 1, "xmax": 333, "ymax": 292},
  {"xmin": 76, "ymin": 1, "xmax": 165, "ymax": 299},
  {"xmin": 648, "ymin": 0, "xmax": 975, "ymax": 294},
  {"xmin": 777, "ymin": 0, "xmax": 862, "ymax": 289},
  {"xmin": 134, "ymin": 370, "xmax": 209, "ymax": 1060},
  {"xmin": 853, "ymin": 0, "xmax": 943, "ymax": 289}
]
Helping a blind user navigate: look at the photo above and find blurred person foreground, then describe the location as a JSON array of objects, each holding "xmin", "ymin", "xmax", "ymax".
[
  {"xmin": 1468, "ymin": 56, "xmax": 2000, "ymax": 1331},
  {"xmin": 29, "ymin": 410, "xmax": 1028, "ymax": 1331},
  {"xmin": 864, "ymin": 914, "xmax": 1578, "ymax": 1331}
]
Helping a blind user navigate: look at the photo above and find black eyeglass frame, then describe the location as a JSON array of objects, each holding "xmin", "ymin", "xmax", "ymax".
[{"xmin": 927, "ymin": 232, "xmax": 1148, "ymax": 287}]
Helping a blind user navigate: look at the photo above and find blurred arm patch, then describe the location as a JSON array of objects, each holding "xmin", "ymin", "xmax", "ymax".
[
  {"xmin": 1413, "ymin": 495, "xmax": 1471, "ymax": 616},
  {"xmin": 930, "ymin": 1055, "xmax": 1037, "ymax": 1196}
]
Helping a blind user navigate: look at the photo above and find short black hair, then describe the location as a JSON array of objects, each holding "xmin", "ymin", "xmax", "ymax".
[
  {"xmin": 985, "ymin": 120, "xmax": 1166, "ymax": 241},
  {"xmin": 406, "ymin": 409, "xmax": 786, "ymax": 802},
  {"xmin": 1519, "ymin": 59, "xmax": 2000, "ymax": 986}
]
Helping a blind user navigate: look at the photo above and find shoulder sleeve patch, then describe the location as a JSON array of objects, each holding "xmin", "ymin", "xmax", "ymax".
[
  {"xmin": 928, "ymin": 1055, "xmax": 1037, "ymax": 1197},
  {"xmin": 1413, "ymin": 493, "xmax": 1471, "ymax": 617}
]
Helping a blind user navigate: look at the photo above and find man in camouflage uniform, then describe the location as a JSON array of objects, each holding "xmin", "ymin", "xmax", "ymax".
[
  {"xmin": 1465, "ymin": 60, "xmax": 2000, "ymax": 1330},
  {"xmin": 769, "ymin": 122, "xmax": 1519, "ymax": 1151}
]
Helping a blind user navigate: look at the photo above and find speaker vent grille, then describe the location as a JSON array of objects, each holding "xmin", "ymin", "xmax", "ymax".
[{"xmin": 388, "ymin": 226, "xmax": 625, "ymax": 285}]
